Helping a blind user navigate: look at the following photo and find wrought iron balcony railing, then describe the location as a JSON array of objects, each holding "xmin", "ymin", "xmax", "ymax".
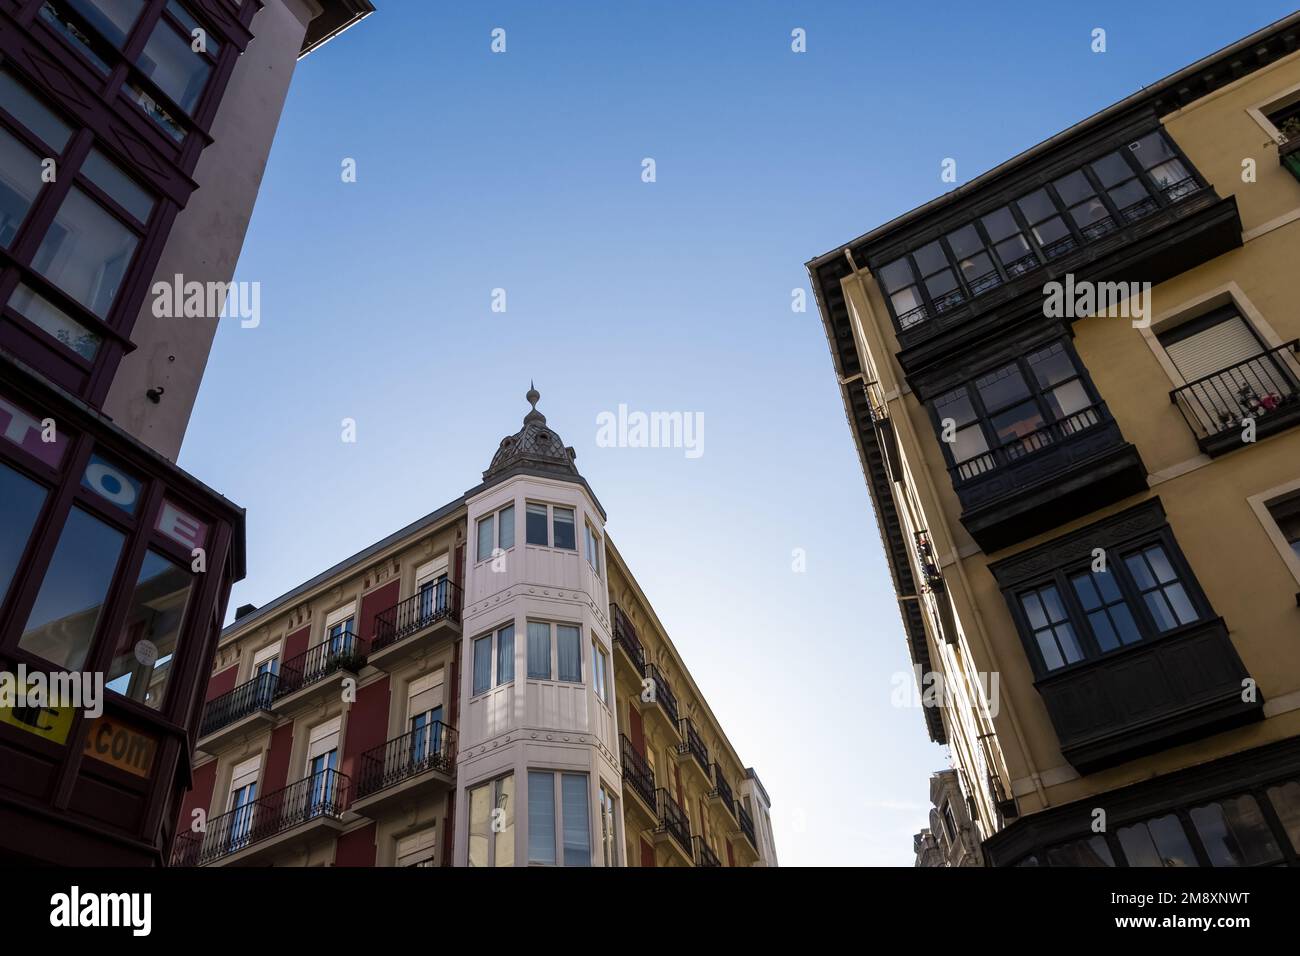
[
  {"xmin": 655, "ymin": 787, "xmax": 691, "ymax": 855},
  {"xmin": 275, "ymin": 629, "xmax": 366, "ymax": 699},
  {"xmin": 1169, "ymin": 340, "xmax": 1300, "ymax": 453},
  {"xmin": 914, "ymin": 530, "xmax": 945, "ymax": 594},
  {"xmin": 738, "ymin": 805, "xmax": 757, "ymax": 848},
  {"xmin": 950, "ymin": 404, "xmax": 1106, "ymax": 484},
  {"xmin": 610, "ymin": 603, "xmax": 645, "ymax": 674},
  {"xmin": 693, "ymin": 835, "xmax": 720, "ymax": 867},
  {"xmin": 709, "ymin": 763, "xmax": 735, "ymax": 816},
  {"xmin": 642, "ymin": 662, "xmax": 679, "ymax": 726},
  {"xmin": 357, "ymin": 720, "xmax": 457, "ymax": 798},
  {"xmin": 175, "ymin": 768, "xmax": 350, "ymax": 866},
  {"xmin": 619, "ymin": 734, "xmax": 656, "ymax": 809},
  {"xmin": 372, "ymin": 579, "xmax": 463, "ymax": 651},
  {"xmin": 676, "ymin": 717, "xmax": 709, "ymax": 774},
  {"xmin": 199, "ymin": 670, "xmax": 278, "ymax": 737}
]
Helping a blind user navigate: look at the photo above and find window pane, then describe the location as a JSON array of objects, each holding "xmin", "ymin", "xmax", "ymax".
[
  {"xmin": 933, "ymin": 387, "xmax": 978, "ymax": 427},
  {"xmin": 1109, "ymin": 178, "xmax": 1150, "ymax": 215},
  {"xmin": 1111, "ymin": 604, "xmax": 1142, "ymax": 645},
  {"xmin": 0, "ymin": 463, "xmax": 48, "ymax": 609},
  {"xmin": 494, "ymin": 775, "xmax": 514, "ymax": 867},
  {"xmin": 1088, "ymin": 610, "xmax": 1119, "ymax": 651},
  {"xmin": 1045, "ymin": 835, "xmax": 1114, "ymax": 866},
  {"xmin": 1190, "ymin": 796, "xmax": 1282, "ymax": 867},
  {"xmin": 1164, "ymin": 583, "xmax": 1197, "ymax": 626},
  {"xmin": 946, "ymin": 224, "xmax": 984, "ymax": 259},
  {"xmin": 1069, "ymin": 197, "xmax": 1111, "ymax": 230},
  {"xmin": 33, "ymin": 186, "xmax": 139, "ymax": 317},
  {"xmin": 137, "ymin": 19, "xmax": 212, "ymax": 113},
  {"xmin": 1125, "ymin": 552, "xmax": 1156, "ymax": 590},
  {"xmin": 1053, "ymin": 170, "xmax": 1094, "ymax": 205},
  {"xmin": 1027, "ymin": 342, "xmax": 1074, "ymax": 388},
  {"xmin": 1118, "ymin": 815, "xmax": 1198, "ymax": 867},
  {"xmin": 557, "ymin": 624, "xmax": 581, "ymax": 682},
  {"xmin": 1147, "ymin": 159, "xmax": 1190, "ymax": 190},
  {"xmin": 528, "ymin": 771, "xmax": 556, "ymax": 865},
  {"xmin": 1031, "ymin": 215, "xmax": 1072, "ymax": 252},
  {"xmin": 890, "ymin": 285, "xmax": 923, "ymax": 319},
  {"xmin": 19, "ymin": 506, "xmax": 125, "ymax": 670},
  {"xmin": 0, "ymin": 72, "xmax": 71, "ymax": 152},
  {"xmin": 0, "ymin": 127, "xmax": 45, "ymax": 249},
  {"xmin": 553, "ymin": 507, "xmax": 576, "ymax": 550},
  {"xmin": 1055, "ymin": 622, "xmax": 1083, "ymax": 664},
  {"xmin": 981, "ymin": 206, "xmax": 1019, "ymax": 242},
  {"xmin": 1129, "ymin": 131, "xmax": 1175, "ymax": 169},
  {"xmin": 990, "ymin": 400, "xmax": 1045, "ymax": 446},
  {"xmin": 1017, "ymin": 189, "xmax": 1057, "ymax": 224},
  {"xmin": 68, "ymin": 0, "xmax": 145, "ymax": 47},
  {"xmin": 526, "ymin": 503, "xmax": 547, "ymax": 545},
  {"xmin": 561, "ymin": 773, "xmax": 591, "ymax": 866},
  {"xmin": 468, "ymin": 783, "xmax": 489, "ymax": 867},
  {"xmin": 472, "ymin": 635, "xmax": 492, "ymax": 695},
  {"xmin": 1021, "ymin": 592, "xmax": 1048, "ymax": 630},
  {"xmin": 877, "ymin": 257, "xmax": 914, "ymax": 293},
  {"xmin": 975, "ymin": 364, "xmax": 1031, "ymax": 411},
  {"xmin": 476, "ymin": 515, "xmax": 493, "ymax": 562},
  {"xmin": 1144, "ymin": 592, "xmax": 1179, "ymax": 632},
  {"xmin": 1091, "ymin": 152, "xmax": 1133, "ymax": 187},
  {"xmin": 167, "ymin": 1, "xmax": 220, "ymax": 56},
  {"xmin": 8, "ymin": 285, "xmax": 102, "ymax": 360},
  {"xmin": 496, "ymin": 624, "xmax": 514, "ymax": 684},
  {"xmin": 1034, "ymin": 629, "xmax": 1065, "ymax": 671},
  {"xmin": 81, "ymin": 149, "xmax": 154, "ymax": 223},
  {"xmin": 105, "ymin": 549, "xmax": 190, "ymax": 709},
  {"xmin": 951, "ymin": 424, "xmax": 989, "ymax": 464},
  {"xmin": 994, "ymin": 235, "xmax": 1035, "ymax": 273},
  {"xmin": 527, "ymin": 622, "xmax": 550, "ymax": 680},
  {"xmin": 1045, "ymin": 380, "xmax": 1090, "ymax": 420},
  {"xmin": 912, "ymin": 241, "xmax": 947, "ymax": 276},
  {"xmin": 1266, "ymin": 781, "xmax": 1300, "ymax": 852},
  {"xmin": 1071, "ymin": 573, "xmax": 1101, "ymax": 610},
  {"xmin": 498, "ymin": 504, "xmax": 514, "ymax": 550},
  {"xmin": 1144, "ymin": 545, "xmax": 1177, "ymax": 583}
]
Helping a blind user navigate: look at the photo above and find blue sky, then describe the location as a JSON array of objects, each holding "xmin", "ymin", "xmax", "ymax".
[{"xmin": 178, "ymin": 1, "xmax": 1296, "ymax": 866}]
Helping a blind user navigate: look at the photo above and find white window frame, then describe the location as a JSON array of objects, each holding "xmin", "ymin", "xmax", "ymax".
[
  {"xmin": 468, "ymin": 773, "xmax": 514, "ymax": 867},
  {"xmin": 591, "ymin": 640, "xmax": 608, "ymax": 705},
  {"xmin": 526, "ymin": 769, "xmax": 591, "ymax": 867},
  {"xmin": 526, "ymin": 620, "xmax": 583, "ymax": 683},
  {"xmin": 598, "ymin": 781, "xmax": 619, "ymax": 867},
  {"xmin": 323, "ymin": 602, "xmax": 356, "ymax": 646},
  {"xmin": 584, "ymin": 521, "xmax": 602, "ymax": 576},
  {"xmin": 252, "ymin": 641, "xmax": 280, "ymax": 677},
  {"xmin": 524, "ymin": 501, "xmax": 578, "ymax": 551},
  {"xmin": 1248, "ymin": 478, "xmax": 1300, "ymax": 588},
  {"xmin": 476, "ymin": 503, "xmax": 515, "ymax": 563}
]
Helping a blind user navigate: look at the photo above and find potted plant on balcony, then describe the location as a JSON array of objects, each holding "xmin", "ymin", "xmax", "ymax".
[
  {"xmin": 333, "ymin": 650, "xmax": 367, "ymax": 673},
  {"xmin": 1276, "ymin": 117, "xmax": 1300, "ymax": 182}
]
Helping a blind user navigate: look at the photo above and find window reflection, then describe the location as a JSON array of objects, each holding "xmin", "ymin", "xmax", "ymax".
[
  {"xmin": 0, "ymin": 462, "xmax": 48, "ymax": 609},
  {"xmin": 32, "ymin": 186, "xmax": 139, "ymax": 318},
  {"xmin": 105, "ymin": 550, "xmax": 191, "ymax": 709}
]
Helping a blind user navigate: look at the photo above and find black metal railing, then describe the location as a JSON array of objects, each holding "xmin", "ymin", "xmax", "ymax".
[
  {"xmin": 372, "ymin": 579, "xmax": 463, "ymax": 651},
  {"xmin": 655, "ymin": 788, "xmax": 690, "ymax": 855},
  {"xmin": 738, "ymin": 805, "xmax": 757, "ymax": 848},
  {"xmin": 619, "ymin": 734, "xmax": 656, "ymax": 809},
  {"xmin": 964, "ymin": 267, "xmax": 1003, "ymax": 297},
  {"xmin": 170, "ymin": 830, "xmax": 200, "ymax": 867},
  {"xmin": 1117, "ymin": 195, "xmax": 1160, "ymax": 223},
  {"xmin": 183, "ymin": 768, "xmax": 350, "ymax": 865},
  {"xmin": 676, "ymin": 718, "xmax": 709, "ymax": 774},
  {"xmin": 1002, "ymin": 251, "xmax": 1040, "ymax": 277},
  {"xmin": 1039, "ymin": 234, "xmax": 1079, "ymax": 261},
  {"xmin": 1169, "ymin": 341, "xmax": 1300, "ymax": 441},
  {"xmin": 693, "ymin": 835, "xmax": 720, "ymax": 867},
  {"xmin": 610, "ymin": 603, "xmax": 645, "ymax": 674},
  {"xmin": 642, "ymin": 662, "xmax": 679, "ymax": 727},
  {"xmin": 357, "ymin": 720, "xmax": 457, "ymax": 798},
  {"xmin": 897, "ymin": 304, "xmax": 929, "ymax": 329},
  {"xmin": 275, "ymin": 630, "xmax": 366, "ymax": 699},
  {"xmin": 914, "ymin": 530, "xmax": 945, "ymax": 593},
  {"xmin": 951, "ymin": 404, "xmax": 1106, "ymax": 483},
  {"xmin": 710, "ymin": 763, "xmax": 735, "ymax": 816},
  {"xmin": 199, "ymin": 671, "xmax": 278, "ymax": 738},
  {"xmin": 1159, "ymin": 176, "xmax": 1202, "ymax": 203}
]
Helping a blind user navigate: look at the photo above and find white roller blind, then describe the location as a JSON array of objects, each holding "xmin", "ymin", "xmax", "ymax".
[
  {"xmin": 396, "ymin": 827, "xmax": 437, "ymax": 867},
  {"xmin": 1164, "ymin": 315, "xmax": 1263, "ymax": 383},
  {"xmin": 408, "ymin": 669, "xmax": 444, "ymax": 717},
  {"xmin": 252, "ymin": 642, "xmax": 280, "ymax": 668},
  {"xmin": 230, "ymin": 755, "xmax": 260, "ymax": 793},
  {"xmin": 415, "ymin": 556, "xmax": 448, "ymax": 584},
  {"xmin": 308, "ymin": 716, "xmax": 341, "ymax": 759}
]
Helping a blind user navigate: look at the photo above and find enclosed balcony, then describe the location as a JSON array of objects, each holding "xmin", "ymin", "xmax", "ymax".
[
  {"xmin": 272, "ymin": 629, "xmax": 367, "ymax": 718},
  {"xmin": 172, "ymin": 768, "xmax": 350, "ymax": 866},
  {"xmin": 351, "ymin": 721, "xmax": 457, "ymax": 818},
  {"xmin": 708, "ymin": 763, "xmax": 735, "ymax": 818},
  {"xmin": 1169, "ymin": 340, "xmax": 1300, "ymax": 457},
  {"xmin": 693, "ymin": 835, "xmax": 720, "ymax": 867},
  {"xmin": 653, "ymin": 787, "xmax": 692, "ymax": 863},
  {"xmin": 196, "ymin": 671, "xmax": 278, "ymax": 753},
  {"xmin": 674, "ymin": 717, "xmax": 711, "ymax": 788},
  {"xmin": 641, "ymin": 662, "xmax": 681, "ymax": 740},
  {"xmin": 619, "ymin": 734, "xmax": 657, "ymax": 823},
  {"xmin": 367, "ymin": 580, "xmax": 463, "ymax": 671}
]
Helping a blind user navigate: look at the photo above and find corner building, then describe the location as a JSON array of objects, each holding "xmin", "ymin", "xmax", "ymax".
[
  {"xmin": 810, "ymin": 13, "xmax": 1300, "ymax": 867},
  {"xmin": 174, "ymin": 389, "xmax": 776, "ymax": 868},
  {"xmin": 0, "ymin": 0, "xmax": 372, "ymax": 865}
]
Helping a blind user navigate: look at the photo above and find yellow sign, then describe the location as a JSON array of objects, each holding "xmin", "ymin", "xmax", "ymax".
[
  {"xmin": 0, "ymin": 704, "xmax": 76, "ymax": 744},
  {"xmin": 83, "ymin": 715, "xmax": 158, "ymax": 778}
]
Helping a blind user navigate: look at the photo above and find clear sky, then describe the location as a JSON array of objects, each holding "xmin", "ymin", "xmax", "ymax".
[{"xmin": 178, "ymin": 0, "xmax": 1297, "ymax": 866}]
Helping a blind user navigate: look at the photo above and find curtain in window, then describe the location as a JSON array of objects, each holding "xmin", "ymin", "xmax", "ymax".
[
  {"xmin": 498, "ymin": 505, "xmax": 515, "ymax": 550},
  {"xmin": 557, "ymin": 624, "xmax": 581, "ymax": 682},
  {"xmin": 473, "ymin": 635, "xmax": 492, "ymax": 695},
  {"xmin": 527, "ymin": 622, "xmax": 551, "ymax": 679},
  {"xmin": 497, "ymin": 624, "xmax": 514, "ymax": 684},
  {"xmin": 562, "ymin": 773, "xmax": 591, "ymax": 867},
  {"xmin": 528, "ymin": 771, "xmax": 556, "ymax": 865}
]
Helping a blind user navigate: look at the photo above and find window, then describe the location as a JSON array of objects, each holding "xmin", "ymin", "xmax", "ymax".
[
  {"xmin": 592, "ymin": 642, "xmax": 609, "ymax": 704},
  {"xmin": 527, "ymin": 621, "xmax": 581, "ymax": 682},
  {"xmin": 395, "ymin": 827, "xmax": 437, "ymax": 868},
  {"xmin": 1052, "ymin": 169, "xmax": 1116, "ymax": 241},
  {"xmin": 67, "ymin": 0, "xmax": 146, "ymax": 50},
  {"xmin": 1128, "ymin": 130, "xmax": 1196, "ymax": 201},
  {"xmin": 407, "ymin": 671, "xmax": 444, "ymax": 764},
  {"xmin": 32, "ymin": 186, "xmax": 140, "ymax": 318},
  {"xmin": 9, "ymin": 285, "xmax": 101, "ymax": 360},
  {"xmin": 557, "ymin": 624, "xmax": 581, "ymax": 682},
  {"xmin": 877, "ymin": 256, "xmax": 926, "ymax": 329},
  {"xmin": 1266, "ymin": 495, "xmax": 1300, "ymax": 565},
  {"xmin": 1016, "ymin": 187, "xmax": 1076, "ymax": 260},
  {"xmin": 1044, "ymin": 835, "xmax": 1115, "ymax": 866},
  {"xmin": 527, "ymin": 621, "xmax": 550, "ymax": 679},
  {"xmin": 324, "ymin": 605, "xmax": 356, "ymax": 654},
  {"xmin": 528, "ymin": 771, "xmax": 591, "ymax": 866},
  {"xmin": 227, "ymin": 755, "xmax": 259, "ymax": 850},
  {"xmin": 1089, "ymin": 150, "xmax": 1154, "ymax": 223},
  {"xmin": 81, "ymin": 149, "xmax": 154, "ymax": 224},
  {"xmin": 944, "ymin": 223, "xmax": 1001, "ymax": 296},
  {"xmin": 980, "ymin": 204, "xmax": 1038, "ymax": 277},
  {"xmin": 1124, "ymin": 545, "xmax": 1199, "ymax": 633},
  {"xmin": 468, "ymin": 774, "xmax": 514, "ymax": 867},
  {"xmin": 526, "ymin": 503, "xmax": 548, "ymax": 545},
  {"xmin": 1266, "ymin": 781, "xmax": 1300, "ymax": 852},
  {"xmin": 913, "ymin": 239, "xmax": 964, "ymax": 314},
  {"xmin": 0, "ymin": 126, "xmax": 47, "ymax": 249},
  {"xmin": 137, "ymin": 2, "xmax": 215, "ymax": 114},
  {"xmin": 18, "ymin": 505, "xmax": 126, "ymax": 670},
  {"xmin": 1069, "ymin": 567, "xmax": 1142, "ymax": 651},
  {"xmin": 306, "ymin": 718, "xmax": 340, "ymax": 816},
  {"xmin": 553, "ymin": 507, "xmax": 576, "ymax": 550},
  {"xmin": 930, "ymin": 341, "xmax": 1100, "ymax": 480},
  {"xmin": 599, "ymin": 783, "xmax": 618, "ymax": 866},
  {"xmin": 104, "ymin": 549, "xmax": 191, "ymax": 709},
  {"xmin": 252, "ymin": 642, "xmax": 279, "ymax": 678},
  {"xmin": 0, "ymin": 461, "xmax": 48, "ymax": 609},
  {"xmin": 477, "ymin": 503, "xmax": 514, "ymax": 562},
  {"xmin": 1189, "ymin": 795, "xmax": 1283, "ymax": 866},
  {"xmin": 472, "ymin": 623, "xmax": 514, "ymax": 695},
  {"xmin": 1117, "ymin": 814, "xmax": 1199, "ymax": 867},
  {"xmin": 584, "ymin": 522, "xmax": 602, "ymax": 576},
  {"xmin": 0, "ymin": 70, "xmax": 72, "ymax": 154},
  {"xmin": 415, "ymin": 556, "xmax": 449, "ymax": 618},
  {"xmin": 495, "ymin": 623, "xmax": 514, "ymax": 685},
  {"xmin": 473, "ymin": 634, "xmax": 491, "ymax": 695}
]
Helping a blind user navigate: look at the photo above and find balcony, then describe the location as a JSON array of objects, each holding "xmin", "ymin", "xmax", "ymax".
[
  {"xmin": 619, "ymin": 734, "xmax": 657, "ymax": 823},
  {"xmin": 610, "ymin": 603, "xmax": 646, "ymax": 676},
  {"xmin": 1169, "ymin": 341, "xmax": 1300, "ymax": 457},
  {"xmin": 674, "ymin": 717, "xmax": 711, "ymax": 788},
  {"xmin": 171, "ymin": 769, "xmax": 351, "ymax": 866},
  {"xmin": 641, "ymin": 662, "xmax": 681, "ymax": 740},
  {"xmin": 950, "ymin": 403, "xmax": 1147, "ymax": 552},
  {"xmin": 737, "ymin": 805, "xmax": 758, "ymax": 852},
  {"xmin": 1035, "ymin": 617, "xmax": 1262, "ymax": 774},
  {"xmin": 272, "ymin": 630, "xmax": 367, "ymax": 718},
  {"xmin": 351, "ymin": 721, "xmax": 457, "ymax": 818},
  {"xmin": 1280, "ymin": 136, "xmax": 1300, "ymax": 184},
  {"xmin": 368, "ymin": 580, "xmax": 463, "ymax": 671},
  {"xmin": 653, "ymin": 788, "xmax": 692, "ymax": 862},
  {"xmin": 693, "ymin": 835, "xmax": 720, "ymax": 867},
  {"xmin": 708, "ymin": 763, "xmax": 735, "ymax": 818},
  {"xmin": 196, "ymin": 671, "xmax": 278, "ymax": 753}
]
